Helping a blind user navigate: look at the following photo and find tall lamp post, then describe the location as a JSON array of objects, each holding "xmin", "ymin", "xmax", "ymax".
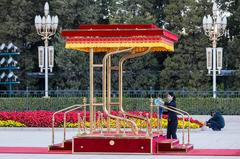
[
  {"xmin": 34, "ymin": 2, "xmax": 58, "ymax": 98},
  {"xmin": 203, "ymin": 2, "xmax": 227, "ymax": 98}
]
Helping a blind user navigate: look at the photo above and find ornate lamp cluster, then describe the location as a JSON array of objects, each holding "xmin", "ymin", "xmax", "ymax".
[
  {"xmin": 202, "ymin": 2, "xmax": 227, "ymax": 47},
  {"xmin": 34, "ymin": 2, "xmax": 58, "ymax": 98},
  {"xmin": 202, "ymin": 2, "xmax": 228, "ymax": 98},
  {"xmin": 34, "ymin": 2, "xmax": 58, "ymax": 37}
]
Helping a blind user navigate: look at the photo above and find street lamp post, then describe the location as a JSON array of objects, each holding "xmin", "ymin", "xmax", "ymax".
[
  {"xmin": 203, "ymin": 2, "xmax": 227, "ymax": 98},
  {"xmin": 34, "ymin": 2, "xmax": 58, "ymax": 98}
]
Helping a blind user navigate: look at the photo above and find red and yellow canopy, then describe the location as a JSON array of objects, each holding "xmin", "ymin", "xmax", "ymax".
[{"xmin": 61, "ymin": 24, "xmax": 178, "ymax": 53}]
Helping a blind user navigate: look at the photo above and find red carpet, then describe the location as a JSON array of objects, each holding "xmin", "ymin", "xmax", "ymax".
[
  {"xmin": 0, "ymin": 147, "xmax": 71, "ymax": 154},
  {"xmin": 156, "ymin": 149, "xmax": 240, "ymax": 156},
  {"xmin": 0, "ymin": 147, "xmax": 240, "ymax": 156}
]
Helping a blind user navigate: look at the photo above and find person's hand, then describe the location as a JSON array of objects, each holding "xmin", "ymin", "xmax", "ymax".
[
  {"xmin": 154, "ymin": 98, "xmax": 164, "ymax": 106},
  {"xmin": 158, "ymin": 98, "xmax": 164, "ymax": 106}
]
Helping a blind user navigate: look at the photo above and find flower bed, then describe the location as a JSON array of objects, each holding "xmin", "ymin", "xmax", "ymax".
[
  {"xmin": 0, "ymin": 120, "xmax": 25, "ymax": 127},
  {"xmin": 0, "ymin": 111, "xmax": 204, "ymax": 128}
]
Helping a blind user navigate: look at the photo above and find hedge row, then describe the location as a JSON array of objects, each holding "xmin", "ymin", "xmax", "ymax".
[{"xmin": 0, "ymin": 97, "xmax": 240, "ymax": 115}]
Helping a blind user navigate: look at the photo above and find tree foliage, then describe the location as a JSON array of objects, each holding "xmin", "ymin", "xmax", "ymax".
[{"xmin": 0, "ymin": 0, "xmax": 239, "ymax": 91}]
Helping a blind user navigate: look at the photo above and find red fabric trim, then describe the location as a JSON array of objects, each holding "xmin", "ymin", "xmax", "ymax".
[
  {"xmin": 61, "ymin": 29, "xmax": 178, "ymax": 42},
  {"xmin": 65, "ymin": 37, "xmax": 173, "ymax": 45},
  {"xmin": 79, "ymin": 24, "xmax": 159, "ymax": 30}
]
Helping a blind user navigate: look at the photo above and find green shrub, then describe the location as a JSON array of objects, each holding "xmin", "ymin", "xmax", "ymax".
[{"xmin": 0, "ymin": 97, "xmax": 240, "ymax": 115}]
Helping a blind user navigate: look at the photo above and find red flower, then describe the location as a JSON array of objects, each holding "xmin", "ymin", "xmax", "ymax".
[{"xmin": 0, "ymin": 111, "xmax": 203, "ymax": 127}]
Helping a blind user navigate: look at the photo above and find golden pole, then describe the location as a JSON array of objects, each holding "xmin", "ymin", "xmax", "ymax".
[
  {"xmin": 96, "ymin": 111, "xmax": 101, "ymax": 131},
  {"xmin": 102, "ymin": 48, "xmax": 139, "ymax": 135},
  {"xmin": 93, "ymin": 97, "xmax": 96, "ymax": 129},
  {"xmin": 100, "ymin": 113, "xmax": 104, "ymax": 135},
  {"xmin": 89, "ymin": 48, "xmax": 94, "ymax": 133},
  {"xmin": 139, "ymin": 111, "xmax": 143, "ymax": 132},
  {"xmin": 63, "ymin": 113, "xmax": 67, "ymax": 141},
  {"xmin": 145, "ymin": 113, "xmax": 150, "ymax": 137},
  {"xmin": 83, "ymin": 97, "xmax": 86, "ymax": 133},
  {"xmin": 52, "ymin": 117, "xmax": 55, "ymax": 144},
  {"xmin": 107, "ymin": 55, "xmax": 112, "ymax": 132},
  {"xmin": 118, "ymin": 48, "xmax": 151, "ymax": 135},
  {"xmin": 118, "ymin": 48, "xmax": 151, "ymax": 114},
  {"xmin": 116, "ymin": 118, "xmax": 120, "ymax": 134},
  {"xmin": 150, "ymin": 97, "xmax": 153, "ymax": 118},
  {"xmin": 77, "ymin": 112, "xmax": 81, "ymax": 136}
]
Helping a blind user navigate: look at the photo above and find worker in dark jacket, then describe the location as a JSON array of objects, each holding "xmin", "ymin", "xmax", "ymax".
[
  {"xmin": 206, "ymin": 111, "xmax": 225, "ymax": 131},
  {"xmin": 165, "ymin": 92, "xmax": 178, "ymax": 139}
]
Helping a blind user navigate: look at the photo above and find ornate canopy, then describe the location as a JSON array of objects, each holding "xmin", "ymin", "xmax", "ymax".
[{"xmin": 61, "ymin": 24, "xmax": 178, "ymax": 53}]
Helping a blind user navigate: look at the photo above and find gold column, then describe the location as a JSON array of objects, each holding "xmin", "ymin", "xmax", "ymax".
[
  {"xmin": 102, "ymin": 48, "xmax": 139, "ymax": 135},
  {"xmin": 77, "ymin": 112, "xmax": 81, "ymax": 136},
  {"xmin": 93, "ymin": 97, "xmax": 97, "ymax": 129},
  {"xmin": 150, "ymin": 97, "xmax": 153, "ymax": 118},
  {"xmin": 117, "ymin": 48, "xmax": 151, "ymax": 135},
  {"xmin": 83, "ymin": 97, "xmax": 86, "ymax": 133},
  {"xmin": 89, "ymin": 48, "xmax": 94, "ymax": 133},
  {"xmin": 107, "ymin": 56, "xmax": 112, "ymax": 132},
  {"xmin": 118, "ymin": 48, "xmax": 151, "ymax": 113}
]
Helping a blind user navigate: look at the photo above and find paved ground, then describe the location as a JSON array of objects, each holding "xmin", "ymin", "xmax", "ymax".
[{"xmin": 0, "ymin": 115, "xmax": 239, "ymax": 159}]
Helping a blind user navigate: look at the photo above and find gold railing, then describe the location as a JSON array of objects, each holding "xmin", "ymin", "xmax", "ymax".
[
  {"xmin": 118, "ymin": 48, "xmax": 152, "ymax": 136},
  {"xmin": 150, "ymin": 98, "xmax": 190, "ymax": 145},
  {"xmin": 168, "ymin": 106, "xmax": 191, "ymax": 144},
  {"xmin": 63, "ymin": 105, "xmax": 84, "ymax": 141},
  {"xmin": 51, "ymin": 96, "xmax": 191, "ymax": 146},
  {"xmin": 102, "ymin": 48, "xmax": 139, "ymax": 135},
  {"xmin": 52, "ymin": 98, "xmax": 88, "ymax": 145}
]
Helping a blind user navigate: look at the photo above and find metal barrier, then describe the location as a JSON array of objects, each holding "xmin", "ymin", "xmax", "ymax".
[
  {"xmin": 1, "ymin": 89, "xmax": 240, "ymax": 98},
  {"xmin": 150, "ymin": 98, "xmax": 190, "ymax": 145},
  {"xmin": 52, "ymin": 98, "xmax": 89, "ymax": 145},
  {"xmin": 63, "ymin": 105, "xmax": 84, "ymax": 141},
  {"xmin": 51, "ymin": 97, "xmax": 158, "ymax": 146},
  {"xmin": 168, "ymin": 106, "xmax": 191, "ymax": 144}
]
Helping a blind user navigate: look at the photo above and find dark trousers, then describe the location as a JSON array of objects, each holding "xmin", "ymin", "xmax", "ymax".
[
  {"xmin": 207, "ymin": 120, "xmax": 222, "ymax": 131},
  {"xmin": 167, "ymin": 120, "xmax": 178, "ymax": 139}
]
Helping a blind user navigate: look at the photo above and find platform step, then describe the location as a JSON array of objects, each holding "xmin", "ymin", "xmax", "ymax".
[
  {"xmin": 63, "ymin": 140, "xmax": 72, "ymax": 150},
  {"xmin": 172, "ymin": 144, "xmax": 194, "ymax": 152},
  {"xmin": 49, "ymin": 139, "xmax": 73, "ymax": 151},
  {"xmin": 48, "ymin": 145, "xmax": 65, "ymax": 151},
  {"xmin": 157, "ymin": 139, "xmax": 179, "ymax": 150},
  {"xmin": 157, "ymin": 139, "xmax": 193, "ymax": 153}
]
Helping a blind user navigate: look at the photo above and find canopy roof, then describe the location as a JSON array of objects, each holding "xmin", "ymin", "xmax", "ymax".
[{"xmin": 61, "ymin": 24, "xmax": 178, "ymax": 53}]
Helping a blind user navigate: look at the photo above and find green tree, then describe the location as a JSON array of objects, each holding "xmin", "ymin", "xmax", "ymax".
[
  {"xmin": 159, "ymin": 0, "xmax": 212, "ymax": 90},
  {"xmin": 110, "ymin": 0, "xmax": 155, "ymax": 24},
  {"xmin": 0, "ymin": 0, "xmax": 43, "ymax": 90}
]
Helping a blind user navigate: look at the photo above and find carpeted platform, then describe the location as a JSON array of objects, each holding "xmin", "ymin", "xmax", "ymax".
[{"xmin": 0, "ymin": 147, "xmax": 240, "ymax": 156}]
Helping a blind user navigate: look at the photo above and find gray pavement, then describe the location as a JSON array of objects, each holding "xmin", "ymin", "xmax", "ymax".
[{"xmin": 0, "ymin": 115, "xmax": 239, "ymax": 159}]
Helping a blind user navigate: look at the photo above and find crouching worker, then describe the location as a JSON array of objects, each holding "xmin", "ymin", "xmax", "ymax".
[{"xmin": 206, "ymin": 111, "xmax": 225, "ymax": 131}]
